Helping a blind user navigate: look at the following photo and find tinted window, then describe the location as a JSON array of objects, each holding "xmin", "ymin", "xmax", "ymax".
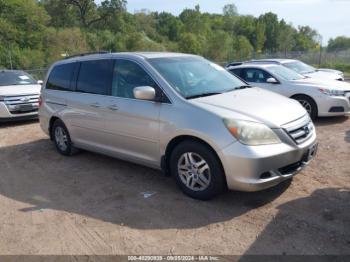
[
  {"xmin": 112, "ymin": 60, "xmax": 157, "ymax": 99},
  {"xmin": 242, "ymin": 68, "xmax": 272, "ymax": 83},
  {"xmin": 229, "ymin": 68, "xmax": 242, "ymax": 78},
  {"xmin": 47, "ymin": 63, "xmax": 76, "ymax": 91},
  {"xmin": 77, "ymin": 60, "xmax": 114, "ymax": 95}
]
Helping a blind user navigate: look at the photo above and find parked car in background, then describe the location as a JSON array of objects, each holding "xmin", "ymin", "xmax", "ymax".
[
  {"xmin": 227, "ymin": 63, "xmax": 350, "ymax": 119},
  {"xmin": 0, "ymin": 70, "xmax": 42, "ymax": 122},
  {"xmin": 227, "ymin": 59, "xmax": 344, "ymax": 81},
  {"xmin": 39, "ymin": 52, "xmax": 317, "ymax": 200}
]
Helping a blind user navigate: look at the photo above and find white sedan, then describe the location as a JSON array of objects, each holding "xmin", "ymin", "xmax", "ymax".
[
  {"xmin": 230, "ymin": 59, "xmax": 345, "ymax": 81},
  {"xmin": 227, "ymin": 63, "xmax": 350, "ymax": 119}
]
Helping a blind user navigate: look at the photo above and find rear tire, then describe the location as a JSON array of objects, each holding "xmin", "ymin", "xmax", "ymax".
[
  {"xmin": 170, "ymin": 141, "xmax": 226, "ymax": 200},
  {"xmin": 51, "ymin": 119, "xmax": 78, "ymax": 156},
  {"xmin": 293, "ymin": 95, "xmax": 318, "ymax": 120}
]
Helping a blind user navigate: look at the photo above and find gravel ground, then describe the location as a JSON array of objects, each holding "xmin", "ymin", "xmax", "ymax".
[{"xmin": 0, "ymin": 117, "xmax": 349, "ymax": 255}]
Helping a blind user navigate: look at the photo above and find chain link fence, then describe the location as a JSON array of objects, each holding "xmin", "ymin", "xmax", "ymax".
[
  {"xmin": 15, "ymin": 49, "xmax": 350, "ymax": 81},
  {"xmin": 24, "ymin": 68, "xmax": 48, "ymax": 81},
  {"xmin": 253, "ymin": 50, "xmax": 350, "ymax": 67}
]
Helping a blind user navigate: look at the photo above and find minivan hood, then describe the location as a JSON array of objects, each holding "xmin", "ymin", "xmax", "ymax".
[
  {"xmin": 192, "ymin": 87, "xmax": 307, "ymax": 127},
  {"xmin": 292, "ymin": 77, "xmax": 350, "ymax": 91},
  {"xmin": 0, "ymin": 84, "xmax": 41, "ymax": 96}
]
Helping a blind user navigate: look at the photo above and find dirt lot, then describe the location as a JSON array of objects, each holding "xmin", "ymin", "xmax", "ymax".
[{"xmin": 0, "ymin": 117, "xmax": 349, "ymax": 256}]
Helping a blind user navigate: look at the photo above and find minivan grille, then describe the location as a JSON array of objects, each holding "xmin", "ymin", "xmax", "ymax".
[
  {"xmin": 3, "ymin": 94, "xmax": 40, "ymax": 114},
  {"xmin": 282, "ymin": 116, "xmax": 314, "ymax": 144}
]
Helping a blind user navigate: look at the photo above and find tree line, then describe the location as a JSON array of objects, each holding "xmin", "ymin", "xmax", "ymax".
[{"xmin": 0, "ymin": 0, "xmax": 342, "ymax": 70}]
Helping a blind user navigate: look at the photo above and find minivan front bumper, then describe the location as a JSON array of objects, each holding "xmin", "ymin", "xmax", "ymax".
[{"xmin": 219, "ymin": 131, "xmax": 317, "ymax": 192}]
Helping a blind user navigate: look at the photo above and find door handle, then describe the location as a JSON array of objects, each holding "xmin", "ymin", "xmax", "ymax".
[
  {"xmin": 107, "ymin": 104, "xmax": 119, "ymax": 111},
  {"xmin": 90, "ymin": 102, "xmax": 101, "ymax": 108}
]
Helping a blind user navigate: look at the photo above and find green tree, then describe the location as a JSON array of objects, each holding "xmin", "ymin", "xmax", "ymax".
[
  {"xmin": 155, "ymin": 12, "xmax": 183, "ymax": 41},
  {"xmin": 223, "ymin": 3, "xmax": 238, "ymax": 17},
  {"xmin": 178, "ymin": 32, "xmax": 202, "ymax": 54},
  {"xmin": 253, "ymin": 19, "xmax": 266, "ymax": 52},
  {"xmin": 40, "ymin": 0, "xmax": 78, "ymax": 27},
  {"xmin": 294, "ymin": 26, "xmax": 319, "ymax": 51},
  {"xmin": 259, "ymin": 12, "xmax": 280, "ymax": 52},
  {"xmin": 206, "ymin": 30, "xmax": 232, "ymax": 61},
  {"xmin": 327, "ymin": 36, "xmax": 350, "ymax": 51},
  {"xmin": 232, "ymin": 35, "xmax": 253, "ymax": 60},
  {"xmin": 277, "ymin": 19, "xmax": 296, "ymax": 54}
]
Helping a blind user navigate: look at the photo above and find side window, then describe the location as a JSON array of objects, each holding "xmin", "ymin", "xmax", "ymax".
[
  {"xmin": 229, "ymin": 68, "xmax": 242, "ymax": 78},
  {"xmin": 46, "ymin": 63, "xmax": 76, "ymax": 91},
  {"xmin": 76, "ymin": 59, "xmax": 114, "ymax": 95},
  {"xmin": 112, "ymin": 60, "xmax": 158, "ymax": 99},
  {"xmin": 242, "ymin": 68, "xmax": 272, "ymax": 83}
]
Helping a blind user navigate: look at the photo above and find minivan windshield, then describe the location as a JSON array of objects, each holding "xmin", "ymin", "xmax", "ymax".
[
  {"xmin": 149, "ymin": 56, "xmax": 248, "ymax": 99},
  {"xmin": 283, "ymin": 61, "xmax": 316, "ymax": 74},
  {"xmin": 268, "ymin": 65, "xmax": 306, "ymax": 81},
  {"xmin": 0, "ymin": 71, "xmax": 37, "ymax": 86}
]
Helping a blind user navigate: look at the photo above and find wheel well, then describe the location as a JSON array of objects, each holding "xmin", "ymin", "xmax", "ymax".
[
  {"xmin": 163, "ymin": 135, "xmax": 227, "ymax": 186},
  {"xmin": 290, "ymin": 94, "xmax": 318, "ymax": 112},
  {"xmin": 49, "ymin": 116, "xmax": 60, "ymax": 140}
]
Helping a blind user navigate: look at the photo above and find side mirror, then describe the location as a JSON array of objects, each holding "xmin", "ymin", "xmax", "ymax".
[
  {"xmin": 37, "ymin": 80, "xmax": 43, "ymax": 85},
  {"xmin": 266, "ymin": 77, "xmax": 278, "ymax": 84},
  {"xmin": 133, "ymin": 86, "xmax": 156, "ymax": 101}
]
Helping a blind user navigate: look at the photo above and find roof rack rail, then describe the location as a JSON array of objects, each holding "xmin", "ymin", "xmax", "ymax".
[
  {"xmin": 247, "ymin": 60, "xmax": 280, "ymax": 64},
  {"xmin": 64, "ymin": 51, "xmax": 110, "ymax": 60},
  {"xmin": 226, "ymin": 62, "xmax": 244, "ymax": 67}
]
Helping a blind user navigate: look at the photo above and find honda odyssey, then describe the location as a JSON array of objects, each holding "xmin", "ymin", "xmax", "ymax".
[{"xmin": 39, "ymin": 52, "xmax": 317, "ymax": 200}]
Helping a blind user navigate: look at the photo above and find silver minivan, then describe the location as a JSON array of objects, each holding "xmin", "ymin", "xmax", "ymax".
[{"xmin": 39, "ymin": 52, "xmax": 317, "ymax": 200}]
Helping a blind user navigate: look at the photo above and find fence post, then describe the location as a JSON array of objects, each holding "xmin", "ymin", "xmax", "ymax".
[{"xmin": 318, "ymin": 45, "xmax": 322, "ymax": 67}]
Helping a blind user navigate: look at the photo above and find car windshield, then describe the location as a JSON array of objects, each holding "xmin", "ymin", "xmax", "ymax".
[
  {"xmin": 268, "ymin": 65, "xmax": 306, "ymax": 81},
  {"xmin": 283, "ymin": 61, "xmax": 316, "ymax": 74},
  {"xmin": 149, "ymin": 56, "xmax": 247, "ymax": 99},
  {"xmin": 0, "ymin": 71, "xmax": 37, "ymax": 86}
]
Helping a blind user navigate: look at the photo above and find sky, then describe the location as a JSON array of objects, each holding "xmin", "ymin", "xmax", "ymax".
[{"xmin": 118, "ymin": 0, "xmax": 350, "ymax": 44}]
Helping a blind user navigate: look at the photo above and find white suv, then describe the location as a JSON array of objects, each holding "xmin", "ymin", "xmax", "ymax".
[{"xmin": 0, "ymin": 70, "xmax": 42, "ymax": 122}]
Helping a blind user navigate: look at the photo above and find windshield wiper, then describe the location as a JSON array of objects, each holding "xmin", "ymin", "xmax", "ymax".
[
  {"xmin": 224, "ymin": 85, "xmax": 251, "ymax": 93},
  {"xmin": 186, "ymin": 92, "xmax": 222, "ymax": 99}
]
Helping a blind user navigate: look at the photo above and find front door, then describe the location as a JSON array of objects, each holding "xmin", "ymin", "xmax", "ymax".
[{"xmin": 103, "ymin": 59, "xmax": 164, "ymax": 166}]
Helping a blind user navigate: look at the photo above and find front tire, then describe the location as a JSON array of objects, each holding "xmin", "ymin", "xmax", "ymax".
[
  {"xmin": 293, "ymin": 95, "xmax": 318, "ymax": 120},
  {"xmin": 51, "ymin": 119, "xmax": 77, "ymax": 156},
  {"xmin": 170, "ymin": 141, "xmax": 226, "ymax": 200}
]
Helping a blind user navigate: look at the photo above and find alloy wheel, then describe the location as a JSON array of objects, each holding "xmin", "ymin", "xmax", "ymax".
[
  {"xmin": 54, "ymin": 126, "xmax": 68, "ymax": 152},
  {"xmin": 298, "ymin": 99, "xmax": 312, "ymax": 115},
  {"xmin": 177, "ymin": 152, "xmax": 211, "ymax": 191}
]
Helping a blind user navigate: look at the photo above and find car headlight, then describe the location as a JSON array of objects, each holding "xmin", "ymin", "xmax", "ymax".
[
  {"xmin": 319, "ymin": 88, "xmax": 345, "ymax": 96},
  {"xmin": 223, "ymin": 119, "xmax": 281, "ymax": 146}
]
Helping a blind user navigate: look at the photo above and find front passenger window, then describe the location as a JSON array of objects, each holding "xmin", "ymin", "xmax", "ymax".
[
  {"xmin": 243, "ymin": 68, "xmax": 272, "ymax": 83},
  {"xmin": 112, "ymin": 60, "xmax": 157, "ymax": 99}
]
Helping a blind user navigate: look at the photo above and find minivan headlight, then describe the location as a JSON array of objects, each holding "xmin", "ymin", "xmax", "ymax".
[
  {"xmin": 223, "ymin": 119, "xmax": 281, "ymax": 146},
  {"xmin": 319, "ymin": 88, "xmax": 345, "ymax": 96}
]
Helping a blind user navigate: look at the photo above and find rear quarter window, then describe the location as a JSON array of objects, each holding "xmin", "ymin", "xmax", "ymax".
[{"xmin": 46, "ymin": 63, "xmax": 77, "ymax": 91}]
